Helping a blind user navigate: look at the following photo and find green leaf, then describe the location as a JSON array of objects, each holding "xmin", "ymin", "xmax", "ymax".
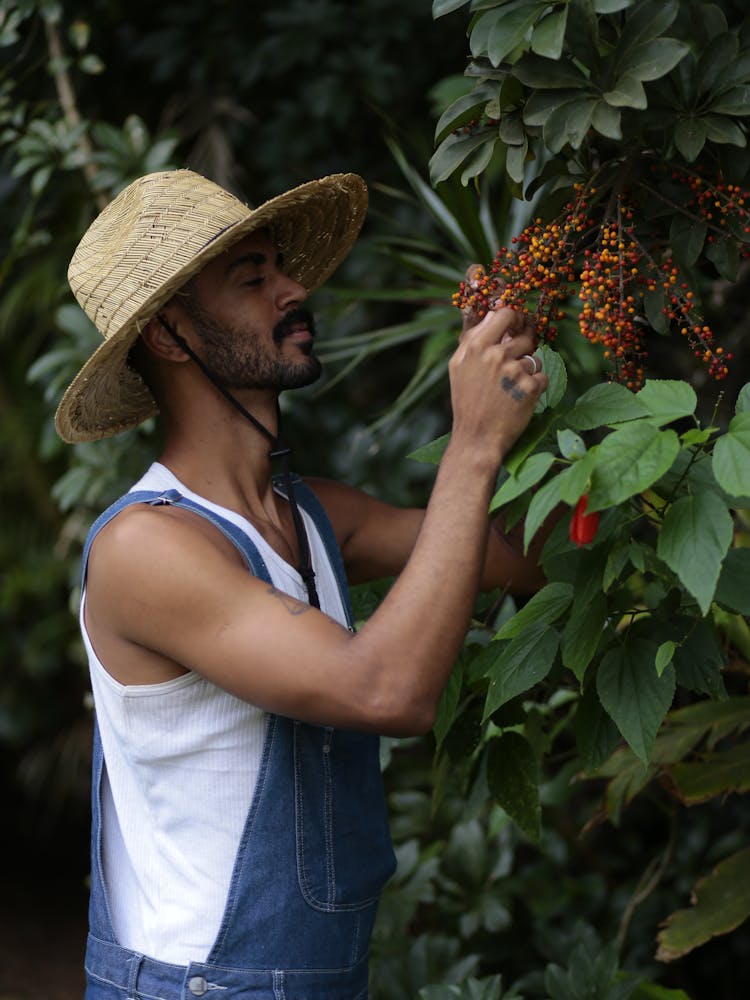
[
  {"xmin": 505, "ymin": 138, "xmax": 528, "ymax": 184},
  {"xmin": 669, "ymin": 743, "xmax": 750, "ymax": 804},
  {"xmin": 619, "ymin": 38, "xmax": 688, "ymax": 82},
  {"xmin": 701, "ymin": 114, "xmax": 746, "ymax": 147},
  {"xmin": 637, "ymin": 379, "xmax": 697, "ymax": 425},
  {"xmin": 433, "ymin": 658, "xmax": 464, "ymax": 748},
  {"xmin": 429, "ymin": 130, "xmax": 495, "ymax": 185},
  {"xmin": 408, "ymin": 432, "xmax": 450, "ymax": 465},
  {"xmin": 705, "ymin": 235, "xmax": 740, "ymax": 281},
  {"xmin": 644, "ymin": 285, "xmax": 668, "ymax": 333},
  {"xmin": 576, "ymin": 682, "xmax": 621, "ymax": 773},
  {"xmin": 487, "ymin": 3, "xmax": 548, "ymax": 67},
  {"xmin": 591, "ymin": 100, "xmax": 622, "ymax": 139},
  {"xmin": 604, "ymin": 74, "xmax": 647, "ymax": 109},
  {"xmin": 736, "ymin": 383, "xmax": 750, "ymax": 413},
  {"xmin": 523, "ymin": 88, "xmax": 584, "ymax": 127},
  {"xmin": 490, "ymin": 451, "xmax": 555, "ymax": 511},
  {"xmin": 513, "ymin": 53, "xmax": 588, "ymax": 89},
  {"xmin": 536, "ymin": 343, "xmax": 567, "ymax": 409},
  {"xmin": 594, "ymin": 0, "xmax": 633, "ymax": 12},
  {"xmin": 495, "ymin": 582, "xmax": 573, "ymax": 639},
  {"xmin": 710, "ymin": 85, "xmax": 750, "ymax": 116},
  {"xmin": 656, "ymin": 847, "xmax": 750, "ymax": 961},
  {"xmin": 543, "ymin": 98, "xmax": 598, "ymax": 152},
  {"xmin": 531, "ymin": 7, "xmax": 568, "ymax": 60},
  {"xmin": 557, "ymin": 429, "xmax": 586, "ymax": 460},
  {"xmin": 655, "ymin": 641, "xmax": 676, "ymax": 677},
  {"xmin": 562, "ymin": 593, "xmax": 607, "ymax": 682},
  {"xmin": 482, "ymin": 622, "xmax": 560, "ymax": 719},
  {"xmin": 487, "ymin": 732, "xmax": 541, "ymax": 841},
  {"xmin": 674, "ymin": 118, "xmax": 707, "ymax": 161},
  {"xmin": 597, "ymin": 641, "xmax": 676, "ymax": 764},
  {"xmin": 434, "ymin": 82, "xmax": 500, "ymax": 142},
  {"xmin": 669, "ymin": 214, "xmax": 707, "ymax": 266},
  {"xmin": 657, "ymin": 492, "xmax": 733, "ymax": 615},
  {"xmin": 432, "ymin": 0, "xmax": 471, "ymax": 17},
  {"xmin": 712, "ymin": 412, "xmax": 750, "ymax": 497},
  {"xmin": 715, "ymin": 548, "xmax": 750, "ymax": 615},
  {"xmin": 567, "ymin": 382, "xmax": 649, "ymax": 430},
  {"xmin": 523, "ymin": 472, "xmax": 565, "ymax": 551},
  {"xmin": 587, "ymin": 423, "xmax": 681, "ymax": 511}
]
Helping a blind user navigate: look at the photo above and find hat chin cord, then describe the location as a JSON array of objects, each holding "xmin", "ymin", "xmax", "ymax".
[{"xmin": 156, "ymin": 312, "xmax": 320, "ymax": 609}]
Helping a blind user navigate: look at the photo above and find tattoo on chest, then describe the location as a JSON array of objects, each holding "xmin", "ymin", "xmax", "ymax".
[
  {"xmin": 501, "ymin": 374, "xmax": 527, "ymax": 402},
  {"xmin": 266, "ymin": 585, "xmax": 311, "ymax": 616}
]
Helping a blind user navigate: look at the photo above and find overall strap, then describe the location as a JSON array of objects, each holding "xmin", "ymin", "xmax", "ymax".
[
  {"xmin": 80, "ymin": 489, "xmax": 273, "ymax": 589},
  {"xmin": 273, "ymin": 474, "xmax": 354, "ymax": 628}
]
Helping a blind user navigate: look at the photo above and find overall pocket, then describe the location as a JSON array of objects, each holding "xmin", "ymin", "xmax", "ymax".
[{"xmin": 293, "ymin": 723, "xmax": 396, "ymax": 911}]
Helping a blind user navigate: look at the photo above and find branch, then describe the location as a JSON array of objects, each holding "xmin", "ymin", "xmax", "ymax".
[{"xmin": 43, "ymin": 16, "xmax": 107, "ymax": 211}]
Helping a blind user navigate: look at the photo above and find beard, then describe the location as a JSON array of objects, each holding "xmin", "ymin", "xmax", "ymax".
[{"xmin": 184, "ymin": 299, "xmax": 322, "ymax": 391}]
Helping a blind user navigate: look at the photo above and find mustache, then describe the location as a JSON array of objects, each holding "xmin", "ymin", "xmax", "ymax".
[{"xmin": 273, "ymin": 307, "xmax": 317, "ymax": 343}]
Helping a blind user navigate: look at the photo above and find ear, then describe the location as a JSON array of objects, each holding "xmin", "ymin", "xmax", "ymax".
[{"xmin": 140, "ymin": 310, "xmax": 194, "ymax": 364}]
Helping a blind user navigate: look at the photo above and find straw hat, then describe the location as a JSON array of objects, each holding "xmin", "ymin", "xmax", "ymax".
[{"xmin": 55, "ymin": 169, "xmax": 368, "ymax": 443}]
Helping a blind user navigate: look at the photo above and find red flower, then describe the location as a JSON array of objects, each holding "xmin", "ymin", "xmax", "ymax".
[{"xmin": 569, "ymin": 493, "xmax": 600, "ymax": 548}]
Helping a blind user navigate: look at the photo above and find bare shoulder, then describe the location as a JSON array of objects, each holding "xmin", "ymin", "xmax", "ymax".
[{"xmin": 87, "ymin": 501, "xmax": 245, "ymax": 583}]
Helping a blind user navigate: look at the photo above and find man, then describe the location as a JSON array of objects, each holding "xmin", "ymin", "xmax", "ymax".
[{"xmin": 56, "ymin": 169, "xmax": 548, "ymax": 999}]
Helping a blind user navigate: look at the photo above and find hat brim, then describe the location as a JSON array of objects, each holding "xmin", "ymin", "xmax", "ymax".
[{"xmin": 55, "ymin": 172, "xmax": 367, "ymax": 443}]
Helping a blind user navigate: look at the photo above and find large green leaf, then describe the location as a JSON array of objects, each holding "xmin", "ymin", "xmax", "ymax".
[
  {"xmin": 604, "ymin": 74, "xmax": 647, "ymax": 109},
  {"xmin": 495, "ymin": 582, "xmax": 573, "ymax": 639},
  {"xmin": 669, "ymin": 214, "xmax": 707, "ymax": 266},
  {"xmin": 512, "ymin": 52, "xmax": 588, "ymax": 89},
  {"xmin": 596, "ymin": 640, "xmax": 676, "ymax": 764},
  {"xmin": 657, "ymin": 492, "xmax": 733, "ymax": 615},
  {"xmin": 637, "ymin": 379, "xmax": 697, "ymax": 425},
  {"xmin": 487, "ymin": 732, "xmax": 541, "ymax": 841},
  {"xmin": 656, "ymin": 847, "xmax": 750, "ymax": 961},
  {"xmin": 487, "ymin": 3, "xmax": 548, "ymax": 67},
  {"xmin": 482, "ymin": 621, "xmax": 560, "ymax": 720},
  {"xmin": 531, "ymin": 7, "xmax": 568, "ymax": 60},
  {"xmin": 618, "ymin": 38, "xmax": 688, "ymax": 82},
  {"xmin": 668, "ymin": 741, "xmax": 750, "ymax": 803},
  {"xmin": 587, "ymin": 423, "xmax": 680, "ymax": 511},
  {"xmin": 715, "ymin": 547, "xmax": 750, "ymax": 615},
  {"xmin": 523, "ymin": 472, "xmax": 565, "ymax": 551},
  {"xmin": 566, "ymin": 382, "xmax": 649, "ymax": 429},
  {"xmin": 575, "ymin": 682, "xmax": 621, "ymax": 773},
  {"xmin": 430, "ymin": 130, "xmax": 496, "ymax": 185},
  {"xmin": 712, "ymin": 412, "xmax": 750, "ymax": 497},
  {"xmin": 562, "ymin": 593, "xmax": 607, "ymax": 681},
  {"xmin": 543, "ymin": 98, "xmax": 598, "ymax": 152},
  {"xmin": 490, "ymin": 451, "xmax": 555, "ymax": 511},
  {"xmin": 432, "ymin": 0, "xmax": 471, "ymax": 18},
  {"xmin": 674, "ymin": 118, "xmax": 707, "ymax": 161}
]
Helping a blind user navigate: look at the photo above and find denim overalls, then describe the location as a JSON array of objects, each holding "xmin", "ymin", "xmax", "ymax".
[{"xmin": 81, "ymin": 481, "xmax": 396, "ymax": 1000}]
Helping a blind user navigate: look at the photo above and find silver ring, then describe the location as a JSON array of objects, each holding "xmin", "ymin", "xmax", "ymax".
[{"xmin": 521, "ymin": 354, "xmax": 540, "ymax": 375}]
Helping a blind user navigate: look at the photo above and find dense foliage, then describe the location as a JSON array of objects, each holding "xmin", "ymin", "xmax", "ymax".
[{"xmin": 1, "ymin": 0, "xmax": 748, "ymax": 997}]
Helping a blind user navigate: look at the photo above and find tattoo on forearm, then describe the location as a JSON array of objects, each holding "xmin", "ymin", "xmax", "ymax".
[
  {"xmin": 501, "ymin": 375, "xmax": 527, "ymax": 403},
  {"xmin": 266, "ymin": 585, "xmax": 311, "ymax": 616}
]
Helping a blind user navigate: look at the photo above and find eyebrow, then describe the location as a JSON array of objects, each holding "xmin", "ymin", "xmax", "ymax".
[{"xmin": 225, "ymin": 251, "xmax": 285, "ymax": 275}]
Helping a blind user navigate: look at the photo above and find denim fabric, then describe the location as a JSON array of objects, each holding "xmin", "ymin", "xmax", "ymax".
[{"xmin": 82, "ymin": 486, "xmax": 396, "ymax": 1000}]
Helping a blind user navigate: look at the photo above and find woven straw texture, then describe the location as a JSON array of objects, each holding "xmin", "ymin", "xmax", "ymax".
[{"xmin": 55, "ymin": 169, "xmax": 367, "ymax": 443}]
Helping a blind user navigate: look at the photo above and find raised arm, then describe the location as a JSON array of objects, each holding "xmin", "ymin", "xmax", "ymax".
[{"xmin": 85, "ymin": 307, "xmax": 547, "ymax": 737}]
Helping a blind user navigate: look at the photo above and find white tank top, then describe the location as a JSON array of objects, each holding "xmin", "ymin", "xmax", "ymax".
[{"xmin": 82, "ymin": 463, "xmax": 348, "ymax": 964}]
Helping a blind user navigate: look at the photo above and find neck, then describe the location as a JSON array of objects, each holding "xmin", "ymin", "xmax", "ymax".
[{"xmin": 158, "ymin": 381, "xmax": 287, "ymax": 517}]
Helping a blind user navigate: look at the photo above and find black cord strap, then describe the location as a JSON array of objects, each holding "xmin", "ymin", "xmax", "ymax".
[{"xmin": 156, "ymin": 314, "xmax": 320, "ymax": 608}]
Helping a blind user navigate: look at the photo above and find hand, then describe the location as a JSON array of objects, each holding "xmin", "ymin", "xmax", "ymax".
[
  {"xmin": 459, "ymin": 263, "xmax": 504, "ymax": 339},
  {"xmin": 449, "ymin": 303, "xmax": 548, "ymax": 466}
]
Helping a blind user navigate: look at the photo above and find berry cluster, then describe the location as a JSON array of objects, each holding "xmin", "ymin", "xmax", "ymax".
[{"xmin": 453, "ymin": 178, "xmax": 737, "ymax": 388}]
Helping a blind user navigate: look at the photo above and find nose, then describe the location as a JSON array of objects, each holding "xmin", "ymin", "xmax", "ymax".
[{"xmin": 275, "ymin": 270, "xmax": 307, "ymax": 310}]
